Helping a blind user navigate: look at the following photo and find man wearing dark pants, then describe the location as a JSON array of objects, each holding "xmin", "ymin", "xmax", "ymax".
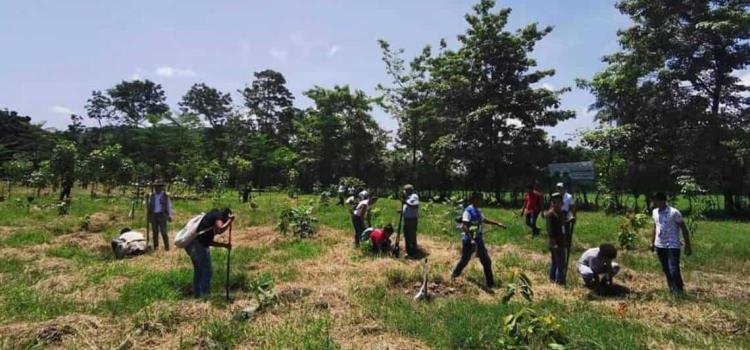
[
  {"xmin": 451, "ymin": 192, "xmax": 507, "ymax": 288},
  {"xmin": 401, "ymin": 184, "xmax": 420, "ymax": 257},
  {"xmin": 546, "ymin": 193, "xmax": 568, "ymax": 285},
  {"xmin": 352, "ymin": 196, "xmax": 377, "ymax": 248},
  {"xmin": 520, "ymin": 184, "xmax": 542, "ymax": 236},
  {"xmin": 651, "ymin": 192, "xmax": 693, "ymax": 294},
  {"xmin": 148, "ymin": 179, "xmax": 172, "ymax": 251}
]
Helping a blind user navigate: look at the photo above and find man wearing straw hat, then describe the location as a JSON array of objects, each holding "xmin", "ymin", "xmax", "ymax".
[{"xmin": 148, "ymin": 178, "xmax": 173, "ymax": 251}]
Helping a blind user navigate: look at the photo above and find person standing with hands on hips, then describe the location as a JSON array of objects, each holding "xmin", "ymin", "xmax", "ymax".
[
  {"xmin": 651, "ymin": 192, "xmax": 692, "ymax": 294},
  {"xmin": 451, "ymin": 192, "xmax": 507, "ymax": 288}
]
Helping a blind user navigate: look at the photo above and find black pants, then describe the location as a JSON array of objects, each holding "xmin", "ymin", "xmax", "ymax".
[
  {"xmin": 403, "ymin": 218, "xmax": 418, "ymax": 255},
  {"xmin": 150, "ymin": 212, "xmax": 169, "ymax": 250},
  {"xmin": 452, "ymin": 235, "xmax": 494, "ymax": 287},
  {"xmin": 352, "ymin": 214, "xmax": 366, "ymax": 247}
]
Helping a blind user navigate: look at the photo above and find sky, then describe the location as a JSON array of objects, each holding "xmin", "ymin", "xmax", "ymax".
[{"xmin": 0, "ymin": 0, "xmax": 666, "ymax": 142}]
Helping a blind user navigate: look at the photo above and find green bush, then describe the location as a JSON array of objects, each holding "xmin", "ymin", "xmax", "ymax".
[{"xmin": 277, "ymin": 205, "xmax": 318, "ymax": 239}]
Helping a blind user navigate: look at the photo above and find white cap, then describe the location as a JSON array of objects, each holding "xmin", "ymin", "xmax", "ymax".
[{"xmin": 556, "ymin": 182, "xmax": 564, "ymax": 188}]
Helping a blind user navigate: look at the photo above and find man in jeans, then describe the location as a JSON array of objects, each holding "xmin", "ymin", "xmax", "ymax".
[
  {"xmin": 519, "ymin": 184, "xmax": 542, "ymax": 236},
  {"xmin": 148, "ymin": 179, "xmax": 173, "ymax": 251},
  {"xmin": 451, "ymin": 192, "xmax": 507, "ymax": 288},
  {"xmin": 651, "ymin": 192, "xmax": 693, "ymax": 294},
  {"xmin": 401, "ymin": 184, "xmax": 420, "ymax": 257},
  {"xmin": 545, "ymin": 193, "xmax": 569, "ymax": 284}
]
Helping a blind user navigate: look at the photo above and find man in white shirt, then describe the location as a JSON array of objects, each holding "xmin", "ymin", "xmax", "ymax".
[
  {"xmin": 651, "ymin": 192, "xmax": 692, "ymax": 294},
  {"xmin": 577, "ymin": 244, "xmax": 620, "ymax": 290},
  {"xmin": 400, "ymin": 184, "xmax": 420, "ymax": 257},
  {"xmin": 556, "ymin": 182, "xmax": 576, "ymax": 217},
  {"xmin": 352, "ymin": 196, "xmax": 377, "ymax": 248},
  {"xmin": 148, "ymin": 179, "xmax": 173, "ymax": 251}
]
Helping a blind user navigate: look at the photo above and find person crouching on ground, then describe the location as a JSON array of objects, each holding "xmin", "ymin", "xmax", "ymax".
[
  {"xmin": 546, "ymin": 193, "xmax": 569, "ymax": 285},
  {"xmin": 451, "ymin": 192, "xmax": 507, "ymax": 288},
  {"xmin": 352, "ymin": 196, "xmax": 378, "ymax": 248},
  {"xmin": 185, "ymin": 208, "xmax": 234, "ymax": 298},
  {"xmin": 111, "ymin": 227, "xmax": 147, "ymax": 259},
  {"xmin": 367, "ymin": 223, "xmax": 395, "ymax": 253},
  {"xmin": 577, "ymin": 243, "xmax": 620, "ymax": 290}
]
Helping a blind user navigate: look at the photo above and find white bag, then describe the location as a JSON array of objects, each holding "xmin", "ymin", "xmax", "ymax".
[{"xmin": 174, "ymin": 213, "xmax": 208, "ymax": 248}]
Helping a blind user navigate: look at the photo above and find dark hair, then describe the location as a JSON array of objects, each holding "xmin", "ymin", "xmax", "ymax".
[
  {"xmin": 527, "ymin": 184, "xmax": 534, "ymax": 190},
  {"xmin": 221, "ymin": 208, "xmax": 233, "ymax": 221},
  {"xmin": 653, "ymin": 192, "xmax": 667, "ymax": 201},
  {"xmin": 470, "ymin": 191, "xmax": 483, "ymax": 202},
  {"xmin": 598, "ymin": 243, "xmax": 618, "ymax": 259},
  {"xmin": 384, "ymin": 223, "xmax": 394, "ymax": 233},
  {"xmin": 120, "ymin": 227, "xmax": 131, "ymax": 234}
]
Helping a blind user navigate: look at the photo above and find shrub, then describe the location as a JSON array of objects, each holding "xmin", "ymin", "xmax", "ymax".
[
  {"xmin": 617, "ymin": 212, "xmax": 649, "ymax": 250},
  {"xmin": 277, "ymin": 205, "xmax": 318, "ymax": 239},
  {"xmin": 500, "ymin": 307, "xmax": 566, "ymax": 349}
]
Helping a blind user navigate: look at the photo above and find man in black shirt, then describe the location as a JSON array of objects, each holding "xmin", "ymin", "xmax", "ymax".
[{"xmin": 185, "ymin": 208, "xmax": 234, "ymax": 297}]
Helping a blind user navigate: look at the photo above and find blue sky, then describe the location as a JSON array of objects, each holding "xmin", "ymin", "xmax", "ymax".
[{"xmin": 1, "ymin": 1, "xmax": 645, "ymax": 141}]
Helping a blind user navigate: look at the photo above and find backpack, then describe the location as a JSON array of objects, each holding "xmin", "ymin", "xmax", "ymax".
[{"xmin": 174, "ymin": 213, "xmax": 211, "ymax": 248}]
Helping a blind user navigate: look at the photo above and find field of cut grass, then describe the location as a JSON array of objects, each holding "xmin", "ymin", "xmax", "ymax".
[{"xmin": 0, "ymin": 189, "xmax": 748, "ymax": 349}]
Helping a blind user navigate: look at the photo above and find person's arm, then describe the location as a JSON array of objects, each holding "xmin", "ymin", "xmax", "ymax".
[
  {"xmin": 210, "ymin": 216, "xmax": 235, "ymax": 249},
  {"xmin": 650, "ymin": 223, "xmax": 657, "ymax": 252},
  {"xmin": 519, "ymin": 194, "xmax": 527, "ymax": 217},
  {"xmin": 461, "ymin": 222, "xmax": 473, "ymax": 240},
  {"xmin": 166, "ymin": 195, "xmax": 173, "ymax": 221},
  {"xmin": 680, "ymin": 222, "xmax": 692, "ymax": 256},
  {"xmin": 483, "ymin": 218, "xmax": 507, "ymax": 229}
]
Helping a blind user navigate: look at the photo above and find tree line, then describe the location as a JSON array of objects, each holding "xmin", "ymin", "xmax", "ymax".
[{"xmin": 1, "ymin": 0, "xmax": 748, "ymax": 213}]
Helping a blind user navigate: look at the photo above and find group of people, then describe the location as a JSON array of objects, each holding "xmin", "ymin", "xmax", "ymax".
[
  {"xmin": 351, "ymin": 182, "xmax": 693, "ymax": 296},
  {"xmin": 117, "ymin": 178, "xmax": 693, "ymax": 299}
]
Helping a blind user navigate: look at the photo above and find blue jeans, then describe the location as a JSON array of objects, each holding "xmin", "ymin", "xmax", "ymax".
[
  {"xmin": 525, "ymin": 211, "xmax": 540, "ymax": 236},
  {"xmin": 549, "ymin": 246, "xmax": 568, "ymax": 284},
  {"xmin": 656, "ymin": 248, "xmax": 684, "ymax": 293},
  {"xmin": 186, "ymin": 240, "xmax": 212, "ymax": 297},
  {"xmin": 452, "ymin": 234, "xmax": 495, "ymax": 287}
]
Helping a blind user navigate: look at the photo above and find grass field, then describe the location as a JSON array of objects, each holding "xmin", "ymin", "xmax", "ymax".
[{"xmin": 0, "ymin": 190, "xmax": 748, "ymax": 349}]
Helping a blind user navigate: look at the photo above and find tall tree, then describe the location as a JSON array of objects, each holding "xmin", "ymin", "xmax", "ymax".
[
  {"xmin": 107, "ymin": 80, "xmax": 170, "ymax": 127},
  {"xmin": 85, "ymin": 90, "xmax": 112, "ymax": 128},
  {"xmin": 240, "ymin": 70, "xmax": 296, "ymax": 143},
  {"xmin": 179, "ymin": 83, "xmax": 233, "ymax": 128}
]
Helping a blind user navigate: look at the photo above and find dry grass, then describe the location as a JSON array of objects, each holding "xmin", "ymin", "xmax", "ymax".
[{"xmin": 2, "ymin": 218, "xmax": 750, "ymax": 349}]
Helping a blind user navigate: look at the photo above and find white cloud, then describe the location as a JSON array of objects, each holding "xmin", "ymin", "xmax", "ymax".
[
  {"xmin": 51, "ymin": 106, "xmax": 73, "ymax": 115},
  {"xmin": 542, "ymin": 83, "xmax": 555, "ymax": 91},
  {"xmin": 154, "ymin": 66, "xmax": 197, "ymax": 78},
  {"xmin": 327, "ymin": 45, "xmax": 341, "ymax": 57},
  {"xmin": 269, "ymin": 48, "xmax": 288, "ymax": 61},
  {"xmin": 741, "ymin": 72, "xmax": 750, "ymax": 87}
]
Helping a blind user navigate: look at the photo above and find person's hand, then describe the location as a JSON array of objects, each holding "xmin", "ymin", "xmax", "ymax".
[
  {"xmin": 685, "ymin": 245, "xmax": 692, "ymax": 256},
  {"xmin": 649, "ymin": 243, "xmax": 656, "ymax": 253},
  {"xmin": 225, "ymin": 242, "xmax": 232, "ymax": 250}
]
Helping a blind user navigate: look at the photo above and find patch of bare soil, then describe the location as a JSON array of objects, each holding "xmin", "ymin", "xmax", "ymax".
[{"xmin": 86, "ymin": 212, "xmax": 116, "ymax": 233}]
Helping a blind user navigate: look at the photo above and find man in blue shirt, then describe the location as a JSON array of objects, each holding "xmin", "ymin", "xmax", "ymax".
[{"xmin": 451, "ymin": 192, "xmax": 507, "ymax": 288}]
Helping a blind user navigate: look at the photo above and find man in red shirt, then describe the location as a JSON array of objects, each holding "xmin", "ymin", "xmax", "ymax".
[
  {"xmin": 368, "ymin": 223, "xmax": 395, "ymax": 253},
  {"xmin": 519, "ymin": 184, "xmax": 542, "ymax": 236}
]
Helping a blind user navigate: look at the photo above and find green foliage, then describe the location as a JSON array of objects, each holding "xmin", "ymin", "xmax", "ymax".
[
  {"xmin": 501, "ymin": 269, "xmax": 534, "ymax": 304},
  {"xmin": 4, "ymin": 229, "xmax": 50, "ymax": 247},
  {"xmin": 617, "ymin": 212, "xmax": 650, "ymax": 250},
  {"xmin": 277, "ymin": 205, "xmax": 318, "ymax": 239},
  {"xmin": 501, "ymin": 307, "xmax": 566, "ymax": 349},
  {"xmin": 248, "ymin": 273, "xmax": 277, "ymax": 309}
]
